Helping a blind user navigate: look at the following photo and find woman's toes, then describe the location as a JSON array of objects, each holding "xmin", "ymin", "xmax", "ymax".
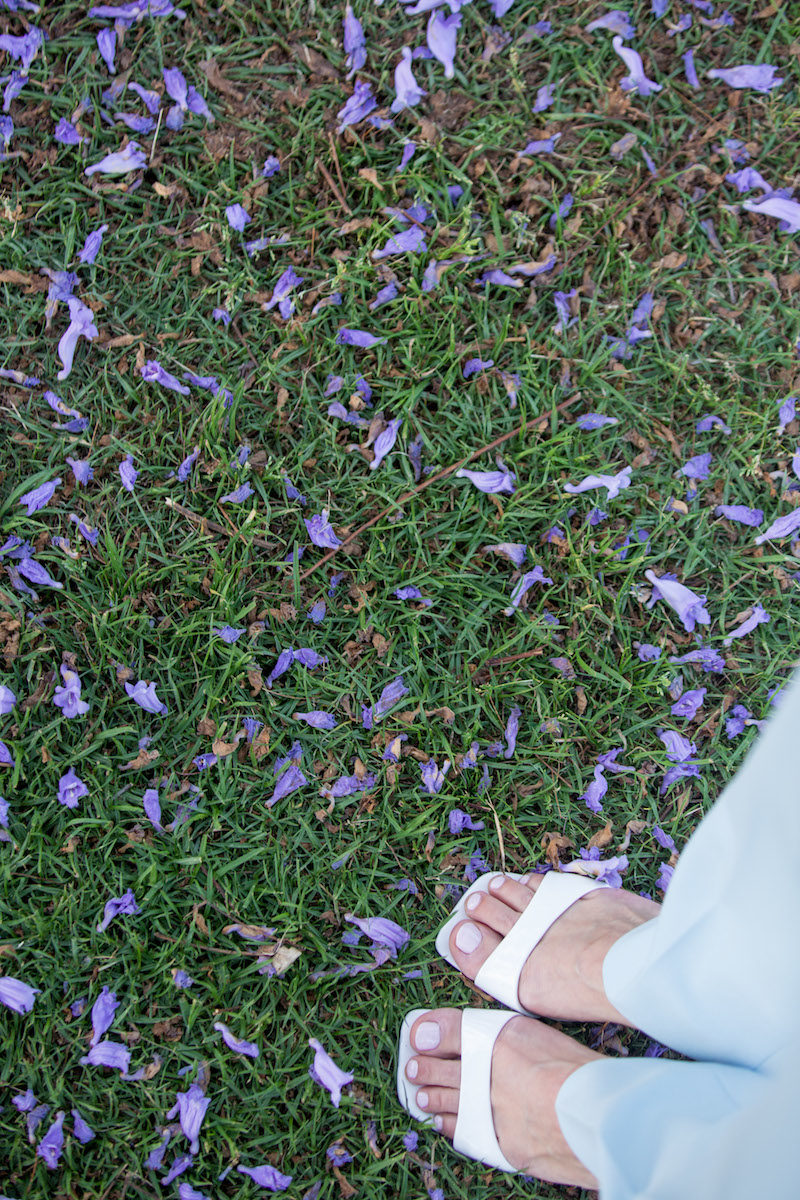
[
  {"xmin": 449, "ymin": 918, "xmax": 502, "ymax": 977},
  {"xmin": 433, "ymin": 1114, "xmax": 457, "ymax": 1137},
  {"xmin": 465, "ymin": 891, "xmax": 522, "ymax": 935},
  {"xmin": 410, "ymin": 1008, "xmax": 462, "ymax": 1057},
  {"xmin": 415, "ymin": 1085, "xmax": 460, "ymax": 1116},
  {"xmin": 406, "ymin": 1055, "xmax": 461, "ymax": 1090},
  {"xmin": 487, "ymin": 874, "xmax": 536, "ymax": 912}
]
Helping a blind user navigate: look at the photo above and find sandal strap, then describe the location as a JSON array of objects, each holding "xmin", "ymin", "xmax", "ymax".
[{"xmin": 452, "ymin": 1009, "xmax": 518, "ymax": 1172}]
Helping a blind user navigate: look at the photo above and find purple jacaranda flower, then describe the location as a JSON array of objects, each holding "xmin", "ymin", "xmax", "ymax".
[
  {"xmin": 141, "ymin": 786, "xmax": 162, "ymax": 828},
  {"xmin": 448, "ymin": 808, "xmax": 485, "ymax": 834},
  {"xmin": 714, "ymin": 503, "xmax": 763, "ymax": 526},
  {"xmin": 65, "ymin": 455, "xmax": 93, "ymax": 487},
  {"xmin": 652, "ymin": 825, "xmax": 676, "ymax": 852},
  {"xmin": 162, "ymin": 66, "xmax": 212, "ymax": 127},
  {"xmin": 565, "ymin": 466, "xmax": 632, "ymax": 499},
  {"xmin": 242, "ymin": 718, "xmax": 263, "ymax": 745},
  {"xmin": 320, "ymin": 772, "xmax": 376, "ymax": 800},
  {"xmin": 755, "ymin": 508, "xmax": 800, "ymax": 544},
  {"xmin": 373, "ymin": 226, "xmax": 427, "ymax": 259},
  {"xmin": 577, "ymin": 413, "xmax": 618, "ymax": 430},
  {"xmin": 90, "ymin": 986, "xmax": 119, "ymax": 1045},
  {"xmin": 726, "ymin": 167, "xmax": 772, "ymax": 194},
  {"xmin": 696, "ymin": 413, "xmax": 732, "ymax": 434},
  {"xmin": 587, "ymin": 507, "xmax": 609, "ymax": 525},
  {"xmin": 17, "ymin": 554, "xmax": 62, "ymax": 590},
  {"xmin": 25, "ymin": 1103, "xmax": 50, "ymax": 1142},
  {"xmin": 661, "ymin": 761, "xmax": 701, "ymax": 794},
  {"xmin": 707, "ymin": 63, "xmax": 783, "ymax": 93},
  {"xmin": 391, "ymin": 47, "xmax": 426, "ymax": 112},
  {"xmin": 335, "ymin": 327, "xmax": 386, "ymax": 349},
  {"xmin": 580, "ymin": 765, "xmax": 607, "ymax": 813},
  {"xmin": 263, "ymin": 267, "xmax": 303, "ymax": 319},
  {"xmin": 85, "ymin": 140, "xmax": 147, "ymax": 176},
  {"xmin": 0, "ymin": 684, "xmax": 15, "ymax": 715},
  {"xmin": 295, "ymin": 710, "xmax": 337, "ymax": 730},
  {"xmin": 723, "ymin": 603, "xmax": 770, "ymax": 646},
  {"xmin": 396, "ymin": 140, "xmax": 416, "ymax": 171},
  {"xmin": 725, "ymin": 703, "xmax": 752, "ymax": 739},
  {"xmin": 212, "ymin": 625, "xmax": 245, "ymax": 645},
  {"xmin": 214, "ymin": 1021, "xmax": 259, "ymax": 1058},
  {"xmin": 266, "ymin": 648, "xmax": 294, "ymax": 688},
  {"xmin": 671, "ymin": 687, "xmax": 706, "ymax": 720},
  {"xmin": 612, "ymin": 36, "xmax": 662, "ymax": 96},
  {"xmin": 669, "ymin": 647, "xmax": 725, "ymax": 673},
  {"xmin": 89, "ymin": 0, "xmax": 187, "ymax": 18},
  {"xmin": 327, "ymin": 1143, "xmax": 353, "ymax": 1167},
  {"xmin": 18, "ymin": 476, "xmax": 59, "ymax": 516},
  {"xmin": 586, "ymin": 9, "xmax": 636, "ymax": 36},
  {"xmin": 0, "ymin": 739, "xmax": 15, "ymax": 767},
  {"xmin": 394, "ymin": 585, "xmax": 431, "ymax": 605},
  {"xmin": 283, "ymin": 475, "xmax": 306, "ymax": 506},
  {"xmin": 80, "ymin": 1039, "xmax": 131, "ymax": 1072},
  {"xmin": 0, "ymin": 975, "xmax": 39, "ymax": 1013},
  {"xmin": 305, "ymin": 510, "xmax": 341, "ymax": 549},
  {"xmin": 55, "ymin": 117, "xmax": 83, "ymax": 145},
  {"xmin": 97, "ymin": 888, "xmax": 141, "ymax": 933},
  {"xmin": 167, "ymin": 1084, "xmax": 210, "ymax": 1155},
  {"xmin": 126, "ymin": 80, "xmax": 161, "ymax": 113},
  {"xmin": 484, "ymin": 542, "xmax": 527, "ymax": 566},
  {"xmin": 13, "ymin": 1089, "xmax": 37, "ymax": 1113},
  {"xmin": 343, "ymin": 4, "xmax": 366, "ymax": 77},
  {"xmin": 658, "ymin": 729, "xmax": 696, "ymax": 762},
  {"xmin": 477, "ymin": 268, "xmax": 521, "ymax": 288},
  {"xmin": 549, "ymin": 192, "xmax": 574, "ymax": 229},
  {"xmin": 161, "ymin": 1155, "xmax": 194, "ymax": 1186},
  {"xmin": 69, "ymin": 515, "xmax": 100, "ymax": 545},
  {"xmin": 463, "ymin": 357, "xmax": 494, "ymax": 378},
  {"xmin": 308, "ymin": 1037, "xmax": 353, "ymax": 1108},
  {"xmin": 427, "ymin": 9, "xmax": 461, "ymax": 78},
  {"xmin": 553, "ymin": 289, "xmax": 578, "ymax": 335},
  {"xmin": 337, "ymin": 78, "xmax": 377, "ymax": 131},
  {"xmin": 370, "ymin": 417, "xmax": 402, "ymax": 471},
  {"xmin": 114, "ymin": 111, "xmax": 156, "ymax": 133},
  {"xmin": 140, "ymin": 359, "xmax": 190, "ymax": 395},
  {"xmin": 456, "ymin": 461, "xmax": 516, "ymax": 494},
  {"xmin": 656, "ymin": 862, "xmax": 674, "ymax": 890},
  {"xmin": 369, "ymin": 281, "xmax": 399, "ymax": 311},
  {"xmin": 532, "ymin": 82, "xmax": 555, "ymax": 113},
  {"xmin": 742, "ymin": 194, "xmax": 800, "ymax": 234},
  {"xmin": 145, "ymin": 1133, "xmax": 171, "ymax": 1172},
  {"xmin": 125, "ymin": 678, "xmax": 168, "ymax": 715},
  {"xmin": 778, "ymin": 396, "xmax": 796, "ymax": 431},
  {"xmin": 193, "ymin": 752, "xmax": 217, "ymax": 771},
  {"xmin": 668, "ymin": 12, "xmax": 692, "ymax": 34},
  {"xmin": 598, "ymin": 747, "xmax": 634, "ymax": 774},
  {"xmin": 262, "ymin": 153, "xmax": 280, "ymax": 177},
  {"xmin": 679, "ymin": 452, "xmax": 712, "ymax": 480},
  {"xmin": 519, "ymin": 134, "xmax": 561, "ymax": 156},
  {"xmin": 504, "ymin": 705, "xmax": 521, "ymax": 758},
  {"xmin": 53, "ymin": 665, "xmax": 90, "ymax": 718},
  {"xmin": 116, "ymin": 454, "xmax": 138, "ymax": 492},
  {"xmin": 173, "ymin": 969, "xmax": 194, "ymax": 988},
  {"xmin": 237, "ymin": 1165, "xmax": 293, "ymax": 1191},
  {"xmin": 345, "ymin": 914, "xmax": 409, "ymax": 959},
  {"xmin": 420, "ymin": 758, "xmax": 451, "ymax": 794},
  {"xmin": 58, "ymin": 767, "xmax": 88, "ymax": 808},
  {"xmin": 175, "ymin": 445, "xmax": 200, "ymax": 482},
  {"xmin": 37, "ymin": 1110, "xmax": 65, "ymax": 1169},
  {"xmin": 504, "ymin": 565, "xmax": 553, "ymax": 615},
  {"xmin": 552, "ymin": 658, "xmax": 576, "ymax": 677},
  {"xmin": 306, "ymin": 598, "xmax": 326, "ymax": 624},
  {"xmin": 218, "ymin": 481, "xmax": 254, "ymax": 506},
  {"xmin": 268, "ymin": 762, "xmax": 308, "ymax": 808},
  {"xmin": 0, "ymin": 27, "xmax": 44, "ymax": 70},
  {"xmin": 78, "ymin": 223, "xmax": 108, "ymax": 266},
  {"xmin": 96, "ymin": 27, "xmax": 116, "ymax": 73},
  {"xmin": 645, "ymin": 570, "xmax": 710, "ymax": 632}
]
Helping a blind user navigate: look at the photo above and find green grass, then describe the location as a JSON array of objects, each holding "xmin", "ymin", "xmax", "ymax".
[{"xmin": 1, "ymin": 0, "xmax": 799, "ymax": 1196}]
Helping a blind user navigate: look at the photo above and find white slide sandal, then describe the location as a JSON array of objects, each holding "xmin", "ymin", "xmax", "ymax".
[
  {"xmin": 435, "ymin": 871, "xmax": 609, "ymax": 1014},
  {"xmin": 396, "ymin": 1007, "xmax": 518, "ymax": 1173}
]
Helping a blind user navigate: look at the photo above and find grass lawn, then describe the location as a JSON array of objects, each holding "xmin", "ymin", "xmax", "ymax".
[{"xmin": 1, "ymin": 0, "xmax": 799, "ymax": 1196}]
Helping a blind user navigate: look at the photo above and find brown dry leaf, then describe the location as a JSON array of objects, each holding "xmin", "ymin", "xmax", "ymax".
[
  {"xmin": 616, "ymin": 819, "xmax": 648, "ymax": 853},
  {"xmin": 200, "ymin": 56, "xmax": 245, "ymax": 100},
  {"xmin": 336, "ymin": 216, "xmax": 373, "ymax": 235},
  {"xmin": 143, "ymin": 1057, "xmax": 163, "ymax": 1081},
  {"xmin": 424, "ymin": 830, "xmax": 436, "ymax": 862},
  {"xmin": 588, "ymin": 821, "xmax": 614, "ymax": 849},
  {"xmin": 541, "ymin": 831, "xmax": 573, "ymax": 868},
  {"xmin": 41, "ymin": 746, "xmax": 50, "ymax": 764},
  {"xmin": 60, "ymin": 836, "xmax": 80, "ymax": 854},
  {"xmin": 212, "ymin": 733, "xmax": 244, "ymax": 757},
  {"xmin": 116, "ymin": 662, "xmax": 135, "ymax": 682},
  {"xmin": 192, "ymin": 904, "xmax": 209, "ymax": 936},
  {"xmin": 20, "ymin": 669, "xmax": 57, "ymax": 711},
  {"xmin": 268, "ymin": 602, "xmax": 297, "ymax": 623},
  {"xmin": 223, "ymin": 922, "xmax": 274, "ymax": 940},
  {"xmin": 575, "ymin": 686, "xmax": 588, "ymax": 715},
  {"xmin": 0, "ymin": 269, "xmax": 47, "ymax": 291},
  {"xmin": 247, "ymin": 666, "xmax": 263, "ymax": 696},
  {"xmin": 152, "ymin": 181, "xmax": 181, "ymax": 199},
  {"xmin": 153, "ymin": 1016, "xmax": 183, "ymax": 1042},
  {"xmin": 425, "ymin": 706, "xmax": 456, "ymax": 725},
  {"xmin": 252, "ymin": 726, "xmax": 271, "ymax": 760},
  {"xmin": 396, "ymin": 708, "xmax": 419, "ymax": 725},
  {"xmin": 358, "ymin": 167, "xmax": 382, "ymax": 189},
  {"xmin": 291, "ymin": 43, "xmax": 338, "ymax": 80},
  {"xmin": 333, "ymin": 1167, "xmax": 357, "ymax": 1198},
  {"xmin": 121, "ymin": 747, "xmax": 160, "ymax": 771},
  {"xmin": 270, "ymin": 945, "xmax": 302, "ymax": 975},
  {"xmin": 372, "ymin": 633, "xmax": 391, "ymax": 657},
  {"xmin": 655, "ymin": 252, "xmax": 687, "ymax": 270},
  {"xmin": 197, "ymin": 716, "xmax": 216, "ymax": 736}
]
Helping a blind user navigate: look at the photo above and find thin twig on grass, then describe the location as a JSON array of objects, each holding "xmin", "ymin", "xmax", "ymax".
[{"xmin": 165, "ymin": 498, "xmax": 275, "ymax": 550}]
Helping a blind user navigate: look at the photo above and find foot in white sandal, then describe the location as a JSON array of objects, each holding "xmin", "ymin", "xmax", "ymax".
[
  {"xmin": 397, "ymin": 1006, "xmax": 600, "ymax": 1189},
  {"xmin": 439, "ymin": 872, "xmax": 660, "ymax": 1022}
]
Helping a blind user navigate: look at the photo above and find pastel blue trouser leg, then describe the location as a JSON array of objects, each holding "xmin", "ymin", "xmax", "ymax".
[{"xmin": 555, "ymin": 673, "xmax": 800, "ymax": 1198}]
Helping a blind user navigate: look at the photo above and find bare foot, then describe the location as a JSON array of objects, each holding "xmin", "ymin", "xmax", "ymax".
[
  {"xmin": 406, "ymin": 1007, "xmax": 600, "ymax": 1189},
  {"xmin": 450, "ymin": 874, "xmax": 660, "ymax": 1023}
]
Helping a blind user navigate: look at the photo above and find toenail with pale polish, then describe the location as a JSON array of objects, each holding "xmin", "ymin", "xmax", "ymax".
[
  {"xmin": 455, "ymin": 921, "xmax": 482, "ymax": 954},
  {"xmin": 434, "ymin": 1115, "xmax": 443, "ymax": 1131},
  {"xmin": 466, "ymin": 892, "xmax": 482, "ymax": 912},
  {"xmin": 415, "ymin": 1021, "xmax": 441, "ymax": 1050},
  {"xmin": 417, "ymin": 1090, "xmax": 429, "ymax": 1108},
  {"xmin": 488, "ymin": 875, "xmax": 505, "ymax": 891},
  {"xmin": 406, "ymin": 1059, "xmax": 418, "ymax": 1080}
]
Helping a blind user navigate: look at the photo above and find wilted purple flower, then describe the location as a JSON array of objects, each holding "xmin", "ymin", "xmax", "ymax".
[
  {"xmin": 116, "ymin": 454, "xmax": 138, "ymax": 492},
  {"xmin": 335, "ymin": 327, "xmax": 386, "ymax": 349},
  {"xmin": 503, "ymin": 705, "xmax": 521, "ymax": 758},
  {"xmin": 327, "ymin": 1142, "xmax": 353, "ymax": 1167},
  {"xmin": 308, "ymin": 1037, "xmax": 353, "ymax": 1107},
  {"xmin": 193, "ymin": 752, "xmax": 217, "ymax": 771},
  {"xmin": 532, "ymin": 82, "xmax": 555, "ymax": 113},
  {"xmin": 69, "ymin": 1107, "xmax": 94, "ymax": 1145},
  {"xmin": 69, "ymin": 515, "xmax": 99, "ymax": 545},
  {"xmin": 173, "ymin": 969, "xmax": 194, "ymax": 988},
  {"xmin": 645, "ymin": 570, "xmax": 710, "ymax": 632},
  {"xmin": 0, "ymin": 684, "xmax": 15, "ymax": 715},
  {"xmin": 167, "ymin": 1083, "xmax": 210, "ymax": 1155},
  {"xmin": 173, "ymin": 445, "xmax": 200, "ymax": 483},
  {"xmin": 696, "ymin": 413, "xmax": 732, "ymax": 434},
  {"xmin": 54, "ymin": 117, "xmax": 82, "ymax": 145},
  {"xmin": 742, "ymin": 195, "xmax": 800, "ymax": 234},
  {"xmin": 504, "ymin": 565, "xmax": 553, "ymax": 614},
  {"xmin": 577, "ymin": 413, "xmax": 618, "ymax": 430},
  {"xmin": 661, "ymin": 761, "xmax": 701, "ymax": 794},
  {"xmin": 261, "ymin": 153, "xmax": 280, "ymax": 177},
  {"xmin": 370, "ymin": 417, "xmax": 402, "ymax": 471},
  {"xmin": 65, "ymin": 455, "xmax": 93, "ymax": 487},
  {"xmin": 345, "ymin": 913, "xmax": 409, "ymax": 959},
  {"xmin": 549, "ymin": 192, "xmax": 574, "ymax": 229},
  {"xmin": 337, "ymin": 79, "xmax": 377, "ymax": 131},
  {"xmin": 214, "ymin": 1021, "xmax": 259, "ymax": 1058},
  {"xmin": 612, "ymin": 36, "xmax": 662, "ymax": 96},
  {"xmin": 268, "ymin": 762, "xmax": 308, "ymax": 808},
  {"xmin": 141, "ymin": 786, "xmax": 162, "ymax": 828},
  {"xmin": 725, "ymin": 703, "xmax": 751, "ymax": 739},
  {"xmin": 477, "ymin": 268, "xmax": 521, "ymax": 288},
  {"xmin": 97, "ymin": 888, "xmax": 141, "ymax": 933},
  {"xmin": 396, "ymin": 140, "xmax": 416, "ymax": 171},
  {"xmin": 237, "ymin": 1165, "xmax": 293, "ymax": 1191},
  {"xmin": 391, "ymin": 47, "xmax": 426, "ymax": 112},
  {"xmin": 679, "ymin": 452, "xmax": 712, "ymax": 480},
  {"xmin": 456, "ymin": 462, "xmax": 516, "ymax": 494},
  {"xmin": 369, "ymin": 281, "xmax": 399, "ymax": 311},
  {"xmin": 77, "ymin": 223, "xmax": 109, "ymax": 267},
  {"xmin": 670, "ymin": 687, "xmax": 706, "ymax": 720},
  {"xmin": 36, "ymin": 1110, "xmax": 65, "ymax": 1169},
  {"xmin": 266, "ymin": 648, "xmax": 294, "ymax": 689},
  {"xmin": 669, "ymin": 647, "xmax": 725, "ymax": 673},
  {"xmin": 0, "ymin": 739, "xmax": 15, "ymax": 767},
  {"xmin": 53, "ymin": 665, "xmax": 90, "ymax": 718},
  {"xmin": 777, "ymin": 396, "xmax": 796, "ymax": 430},
  {"xmin": 580, "ymin": 764, "xmax": 607, "ymax": 813},
  {"xmin": 484, "ymin": 542, "xmax": 527, "ymax": 566},
  {"xmin": 80, "ymin": 1040, "xmax": 131, "ymax": 1072},
  {"xmin": 85, "ymin": 140, "xmax": 147, "ymax": 176},
  {"xmin": 658, "ymin": 729, "xmax": 696, "ymax": 763},
  {"xmin": 58, "ymin": 766, "xmax": 88, "ymax": 808},
  {"xmin": 125, "ymin": 679, "xmax": 168, "ymax": 715},
  {"xmin": 597, "ymin": 747, "xmax": 634, "ymax": 774},
  {"xmin": 427, "ymin": 8, "xmax": 461, "ymax": 78},
  {"xmin": 586, "ymin": 9, "xmax": 636, "ymax": 36},
  {"xmin": 373, "ymin": 226, "xmax": 427, "ymax": 260},
  {"xmin": 140, "ymin": 359, "xmax": 190, "ymax": 395},
  {"xmin": 19, "ymin": 476, "xmax": 60, "ymax": 516},
  {"xmin": 263, "ymin": 266, "xmax": 303, "ymax": 319},
  {"xmin": 161, "ymin": 1156, "xmax": 194, "ymax": 1186},
  {"xmin": 708, "ymin": 63, "xmax": 782, "ymax": 92},
  {"xmin": 518, "ymin": 133, "xmax": 561, "ymax": 157},
  {"xmin": 565, "ymin": 466, "xmax": 632, "ymax": 499},
  {"xmin": 726, "ymin": 167, "xmax": 772, "ymax": 194},
  {"xmin": 713, "ymin": 503, "xmax": 762, "ymax": 527},
  {"xmin": 343, "ymin": 4, "xmax": 366, "ymax": 77},
  {"xmin": 420, "ymin": 758, "xmax": 451, "ymax": 794},
  {"xmin": 723, "ymin": 603, "xmax": 770, "ymax": 646},
  {"xmin": 90, "ymin": 986, "xmax": 119, "ymax": 1045},
  {"xmin": 448, "ymin": 808, "xmax": 485, "ymax": 834},
  {"xmin": 96, "ymin": 27, "xmax": 116, "ymax": 72},
  {"xmin": 0, "ymin": 975, "xmax": 39, "ymax": 1013},
  {"xmin": 305, "ymin": 510, "xmax": 341, "ymax": 549},
  {"xmin": 755, "ymin": 508, "xmax": 800, "ymax": 544},
  {"xmin": 295, "ymin": 710, "xmax": 337, "ymax": 730},
  {"xmin": 463, "ymin": 357, "xmax": 494, "ymax": 379}
]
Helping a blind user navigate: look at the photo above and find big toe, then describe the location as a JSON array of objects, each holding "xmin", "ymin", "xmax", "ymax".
[
  {"xmin": 410, "ymin": 1007, "xmax": 463, "ymax": 1057},
  {"xmin": 449, "ymin": 917, "xmax": 503, "ymax": 982}
]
